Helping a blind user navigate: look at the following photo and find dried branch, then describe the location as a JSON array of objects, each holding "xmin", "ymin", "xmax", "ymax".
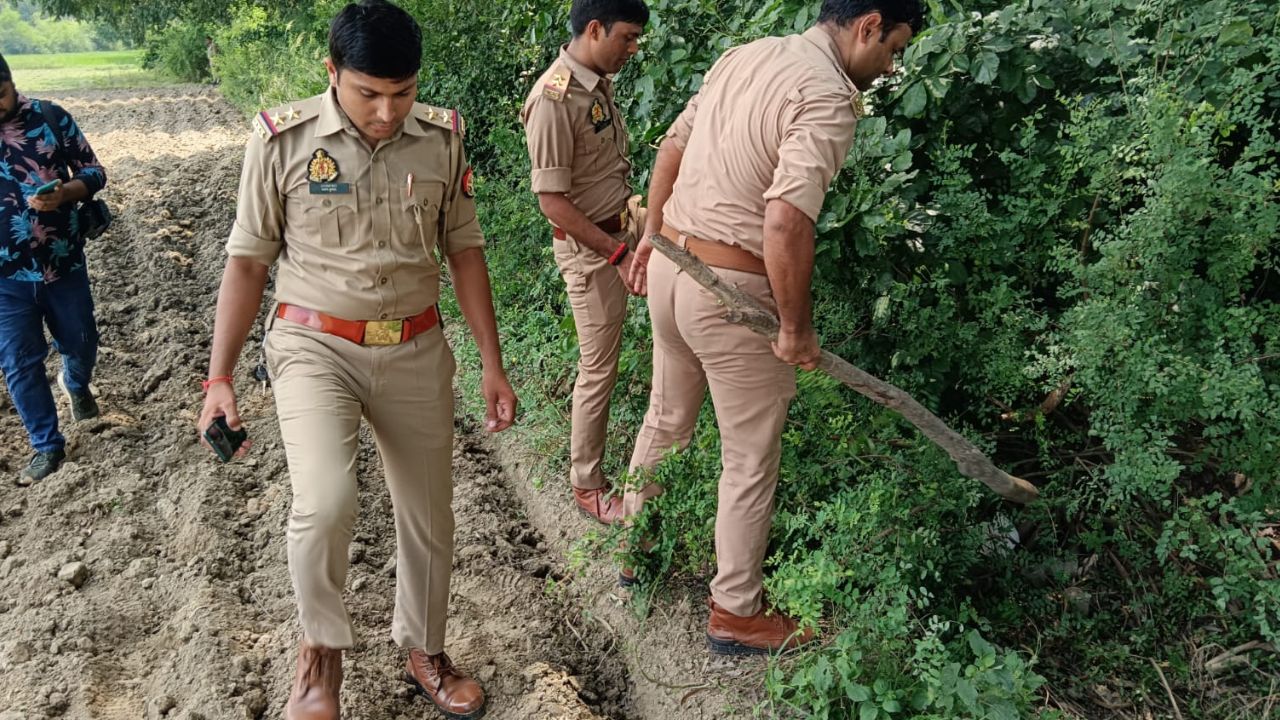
[{"xmin": 649, "ymin": 234, "xmax": 1040, "ymax": 505}]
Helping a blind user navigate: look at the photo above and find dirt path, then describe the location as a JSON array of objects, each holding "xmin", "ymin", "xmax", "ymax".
[{"xmin": 0, "ymin": 86, "xmax": 635, "ymax": 720}]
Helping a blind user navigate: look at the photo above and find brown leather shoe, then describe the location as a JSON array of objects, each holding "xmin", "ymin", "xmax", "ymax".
[
  {"xmin": 618, "ymin": 564, "xmax": 637, "ymax": 588},
  {"xmin": 405, "ymin": 649, "xmax": 486, "ymax": 720},
  {"xmin": 706, "ymin": 597, "xmax": 816, "ymax": 656},
  {"xmin": 285, "ymin": 639, "xmax": 342, "ymax": 720},
  {"xmin": 573, "ymin": 487, "xmax": 623, "ymax": 525}
]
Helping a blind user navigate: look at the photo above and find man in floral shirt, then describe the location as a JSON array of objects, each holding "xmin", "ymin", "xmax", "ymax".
[{"xmin": 0, "ymin": 52, "xmax": 108, "ymax": 485}]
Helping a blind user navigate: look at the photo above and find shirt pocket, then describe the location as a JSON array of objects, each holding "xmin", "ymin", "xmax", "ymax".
[
  {"xmin": 398, "ymin": 180, "xmax": 446, "ymax": 258},
  {"xmin": 303, "ymin": 192, "xmax": 359, "ymax": 248}
]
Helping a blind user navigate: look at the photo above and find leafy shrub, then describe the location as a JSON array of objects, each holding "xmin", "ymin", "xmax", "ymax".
[{"xmin": 142, "ymin": 20, "xmax": 210, "ymax": 82}]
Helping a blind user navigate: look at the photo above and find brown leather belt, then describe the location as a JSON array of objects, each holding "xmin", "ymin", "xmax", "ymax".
[
  {"xmin": 552, "ymin": 208, "xmax": 628, "ymax": 241},
  {"xmin": 662, "ymin": 224, "xmax": 767, "ymax": 275},
  {"xmin": 276, "ymin": 304, "xmax": 440, "ymax": 346}
]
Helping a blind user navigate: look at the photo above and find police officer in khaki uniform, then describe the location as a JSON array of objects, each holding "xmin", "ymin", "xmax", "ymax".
[
  {"xmin": 520, "ymin": 0, "xmax": 650, "ymax": 525},
  {"xmin": 196, "ymin": 3, "xmax": 515, "ymax": 718},
  {"xmin": 623, "ymin": 0, "xmax": 923, "ymax": 655}
]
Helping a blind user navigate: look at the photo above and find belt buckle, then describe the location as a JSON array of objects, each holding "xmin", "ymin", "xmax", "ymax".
[{"xmin": 362, "ymin": 319, "xmax": 404, "ymax": 346}]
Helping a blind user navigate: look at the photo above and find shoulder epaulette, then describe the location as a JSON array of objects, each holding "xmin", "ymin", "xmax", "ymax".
[
  {"xmin": 541, "ymin": 63, "xmax": 572, "ymax": 103},
  {"xmin": 252, "ymin": 96, "xmax": 320, "ymax": 142},
  {"xmin": 417, "ymin": 104, "xmax": 465, "ymax": 136}
]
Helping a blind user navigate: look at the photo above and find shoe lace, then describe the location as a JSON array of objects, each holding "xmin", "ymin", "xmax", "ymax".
[{"xmin": 418, "ymin": 650, "xmax": 458, "ymax": 692}]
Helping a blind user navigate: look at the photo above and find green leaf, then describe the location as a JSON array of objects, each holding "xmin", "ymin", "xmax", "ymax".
[
  {"xmin": 848, "ymin": 684, "xmax": 872, "ymax": 702},
  {"xmin": 1218, "ymin": 20, "xmax": 1254, "ymax": 46},
  {"xmin": 860, "ymin": 703, "xmax": 880, "ymax": 720},
  {"xmin": 974, "ymin": 51, "xmax": 999, "ymax": 84},
  {"xmin": 900, "ymin": 82, "xmax": 927, "ymax": 117}
]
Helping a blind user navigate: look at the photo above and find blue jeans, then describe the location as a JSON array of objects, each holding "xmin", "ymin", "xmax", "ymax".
[{"xmin": 0, "ymin": 268, "xmax": 99, "ymax": 453}]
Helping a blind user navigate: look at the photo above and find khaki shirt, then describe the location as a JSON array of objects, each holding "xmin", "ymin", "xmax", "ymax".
[
  {"xmin": 226, "ymin": 89, "xmax": 484, "ymax": 321},
  {"xmin": 520, "ymin": 47, "xmax": 633, "ymax": 225},
  {"xmin": 663, "ymin": 27, "xmax": 861, "ymax": 258}
]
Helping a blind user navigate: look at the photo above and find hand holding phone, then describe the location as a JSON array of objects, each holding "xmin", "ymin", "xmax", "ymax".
[{"xmin": 203, "ymin": 416, "xmax": 249, "ymax": 463}]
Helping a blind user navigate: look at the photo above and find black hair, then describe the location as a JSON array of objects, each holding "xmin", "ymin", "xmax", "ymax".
[
  {"xmin": 329, "ymin": 0, "xmax": 422, "ymax": 79},
  {"xmin": 0, "ymin": 53, "xmax": 11, "ymax": 84},
  {"xmin": 818, "ymin": 0, "xmax": 926, "ymax": 37},
  {"xmin": 569, "ymin": 0, "xmax": 650, "ymax": 37}
]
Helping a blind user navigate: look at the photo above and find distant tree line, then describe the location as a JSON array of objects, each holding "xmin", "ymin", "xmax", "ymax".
[{"xmin": 0, "ymin": 0, "xmax": 125, "ymax": 53}]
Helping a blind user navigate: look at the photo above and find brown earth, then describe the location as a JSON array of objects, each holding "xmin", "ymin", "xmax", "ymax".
[{"xmin": 0, "ymin": 86, "xmax": 754, "ymax": 719}]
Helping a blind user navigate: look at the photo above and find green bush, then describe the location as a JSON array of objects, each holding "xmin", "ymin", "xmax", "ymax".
[
  {"xmin": 142, "ymin": 20, "xmax": 210, "ymax": 82},
  {"xmin": 0, "ymin": 5, "xmax": 103, "ymax": 54}
]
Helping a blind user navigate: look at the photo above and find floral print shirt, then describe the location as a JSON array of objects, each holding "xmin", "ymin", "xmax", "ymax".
[{"xmin": 1, "ymin": 94, "xmax": 107, "ymax": 283}]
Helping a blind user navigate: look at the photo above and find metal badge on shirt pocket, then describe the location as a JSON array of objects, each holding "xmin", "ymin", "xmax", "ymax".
[
  {"xmin": 590, "ymin": 98, "xmax": 611, "ymax": 133},
  {"xmin": 307, "ymin": 149, "xmax": 351, "ymax": 195}
]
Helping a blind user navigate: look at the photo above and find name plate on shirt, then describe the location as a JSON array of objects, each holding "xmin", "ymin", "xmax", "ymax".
[{"xmin": 309, "ymin": 182, "xmax": 352, "ymax": 195}]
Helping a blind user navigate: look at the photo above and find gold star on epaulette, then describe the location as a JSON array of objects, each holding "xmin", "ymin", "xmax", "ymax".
[{"xmin": 543, "ymin": 64, "xmax": 571, "ymax": 102}]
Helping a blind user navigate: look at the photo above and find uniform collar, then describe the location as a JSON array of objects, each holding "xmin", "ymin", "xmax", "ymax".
[
  {"xmin": 558, "ymin": 46, "xmax": 605, "ymax": 92},
  {"xmin": 315, "ymin": 88, "xmax": 350, "ymax": 137},
  {"xmin": 315, "ymin": 87, "xmax": 423, "ymax": 141},
  {"xmin": 801, "ymin": 26, "xmax": 856, "ymax": 88}
]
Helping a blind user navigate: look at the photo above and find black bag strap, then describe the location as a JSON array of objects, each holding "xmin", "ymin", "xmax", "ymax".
[{"xmin": 37, "ymin": 100, "xmax": 70, "ymax": 182}]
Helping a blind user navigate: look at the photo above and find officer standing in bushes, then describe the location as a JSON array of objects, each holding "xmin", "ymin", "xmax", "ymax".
[
  {"xmin": 622, "ymin": 0, "xmax": 924, "ymax": 655},
  {"xmin": 0, "ymin": 51, "xmax": 107, "ymax": 486},
  {"xmin": 520, "ymin": 0, "xmax": 650, "ymax": 526},
  {"xmin": 195, "ymin": 2, "xmax": 516, "ymax": 718}
]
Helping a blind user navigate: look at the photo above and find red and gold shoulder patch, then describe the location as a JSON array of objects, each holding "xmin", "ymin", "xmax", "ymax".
[{"xmin": 461, "ymin": 166, "xmax": 475, "ymax": 198}]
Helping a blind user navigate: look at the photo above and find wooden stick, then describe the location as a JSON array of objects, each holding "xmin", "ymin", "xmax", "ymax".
[{"xmin": 649, "ymin": 234, "xmax": 1039, "ymax": 505}]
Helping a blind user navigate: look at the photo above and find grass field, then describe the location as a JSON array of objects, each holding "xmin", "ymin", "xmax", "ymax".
[{"xmin": 6, "ymin": 50, "xmax": 179, "ymax": 91}]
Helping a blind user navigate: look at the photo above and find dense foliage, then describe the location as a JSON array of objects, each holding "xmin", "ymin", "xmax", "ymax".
[
  {"xmin": 0, "ymin": 1, "xmax": 121, "ymax": 54},
  {"xmin": 77, "ymin": 0, "xmax": 1280, "ymax": 716}
]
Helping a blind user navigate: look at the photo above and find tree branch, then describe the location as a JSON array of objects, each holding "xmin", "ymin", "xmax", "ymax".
[{"xmin": 650, "ymin": 234, "xmax": 1040, "ymax": 505}]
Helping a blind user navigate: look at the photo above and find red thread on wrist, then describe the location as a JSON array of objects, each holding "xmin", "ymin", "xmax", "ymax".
[
  {"xmin": 202, "ymin": 376, "xmax": 234, "ymax": 392},
  {"xmin": 609, "ymin": 244, "xmax": 629, "ymax": 266}
]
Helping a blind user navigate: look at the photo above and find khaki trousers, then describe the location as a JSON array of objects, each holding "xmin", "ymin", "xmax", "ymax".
[
  {"xmin": 624, "ymin": 250, "xmax": 795, "ymax": 617},
  {"xmin": 265, "ymin": 316, "xmax": 456, "ymax": 654},
  {"xmin": 553, "ymin": 231, "xmax": 629, "ymax": 490}
]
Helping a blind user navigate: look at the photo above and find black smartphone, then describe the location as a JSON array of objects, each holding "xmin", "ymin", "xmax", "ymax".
[{"xmin": 203, "ymin": 416, "xmax": 249, "ymax": 463}]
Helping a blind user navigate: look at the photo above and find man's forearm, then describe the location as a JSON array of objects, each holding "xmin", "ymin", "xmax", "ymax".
[
  {"xmin": 763, "ymin": 199, "xmax": 816, "ymax": 333},
  {"xmin": 643, "ymin": 140, "xmax": 684, "ymax": 236},
  {"xmin": 447, "ymin": 247, "xmax": 504, "ymax": 371},
  {"xmin": 61, "ymin": 180, "xmax": 90, "ymax": 205},
  {"xmin": 208, "ymin": 257, "xmax": 270, "ymax": 378},
  {"xmin": 537, "ymin": 193, "xmax": 624, "ymax": 259}
]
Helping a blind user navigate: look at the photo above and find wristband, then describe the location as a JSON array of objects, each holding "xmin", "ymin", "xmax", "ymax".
[
  {"xmin": 609, "ymin": 244, "xmax": 629, "ymax": 266},
  {"xmin": 202, "ymin": 376, "xmax": 234, "ymax": 392}
]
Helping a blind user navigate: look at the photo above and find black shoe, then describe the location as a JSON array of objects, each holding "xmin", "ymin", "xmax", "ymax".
[
  {"xmin": 18, "ymin": 449, "xmax": 66, "ymax": 486},
  {"xmin": 59, "ymin": 374, "xmax": 100, "ymax": 422}
]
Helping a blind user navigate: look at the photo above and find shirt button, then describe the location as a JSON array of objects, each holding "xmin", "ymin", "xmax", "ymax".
[
  {"xmin": 380, "ymin": 313, "xmax": 388, "ymax": 319},
  {"xmin": 378, "ymin": 241, "xmax": 387, "ymax": 248},
  {"xmin": 379, "ymin": 277, "xmax": 388, "ymax": 285},
  {"xmin": 323, "ymin": 199, "xmax": 332, "ymax": 207},
  {"xmin": 376, "ymin": 197, "xmax": 384, "ymax": 206}
]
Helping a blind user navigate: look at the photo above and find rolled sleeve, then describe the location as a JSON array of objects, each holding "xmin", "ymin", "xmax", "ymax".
[
  {"xmin": 522, "ymin": 96, "xmax": 574, "ymax": 194},
  {"xmin": 226, "ymin": 134, "xmax": 283, "ymax": 265},
  {"xmin": 443, "ymin": 141, "xmax": 485, "ymax": 256},
  {"xmin": 763, "ymin": 93, "xmax": 859, "ymax": 222}
]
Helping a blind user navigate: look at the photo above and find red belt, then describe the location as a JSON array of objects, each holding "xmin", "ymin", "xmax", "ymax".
[
  {"xmin": 276, "ymin": 304, "xmax": 440, "ymax": 346},
  {"xmin": 552, "ymin": 208, "xmax": 628, "ymax": 241},
  {"xmin": 663, "ymin": 224, "xmax": 767, "ymax": 276}
]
